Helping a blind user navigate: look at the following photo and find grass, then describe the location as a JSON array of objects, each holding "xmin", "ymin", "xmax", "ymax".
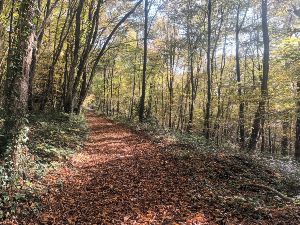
[{"xmin": 0, "ymin": 112, "xmax": 88, "ymax": 222}]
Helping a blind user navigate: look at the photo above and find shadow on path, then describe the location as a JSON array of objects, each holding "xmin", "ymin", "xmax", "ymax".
[{"xmin": 36, "ymin": 114, "xmax": 211, "ymax": 224}]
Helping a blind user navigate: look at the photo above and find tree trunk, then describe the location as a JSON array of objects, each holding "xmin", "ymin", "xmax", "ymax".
[
  {"xmin": 0, "ymin": 0, "xmax": 3, "ymax": 14},
  {"xmin": 248, "ymin": 0, "xmax": 269, "ymax": 151},
  {"xmin": 2, "ymin": 0, "xmax": 36, "ymax": 169},
  {"xmin": 235, "ymin": 4, "xmax": 245, "ymax": 147},
  {"xmin": 215, "ymin": 35, "xmax": 227, "ymax": 145},
  {"xmin": 28, "ymin": 0, "xmax": 59, "ymax": 111},
  {"xmin": 295, "ymin": 81, "xmax": 300, "ymax": 160},
  {"xmin": 40, "ymin": 3, "xmax": 75, "ymax": 111},
  {"xmin": 204, "ymin": 0, "xmax": 212, "ymax": 139},
  {"xmin": 72, "ymin": 0, "xmax": 102, "ymax": 107},
  {"xmin": 139, "ymin": 0, "xmax": 149, "ymax": 122},
  {"xmin": 64, "ymin": 0, "xmax": 84, "ymax": 113},
  {"xmin": 76, "ymin": 0, "xmax": 143, "ymax": 113},
  {"xmin": 129, "ymin": 35, "xmax": 139, "ymax": 119}
]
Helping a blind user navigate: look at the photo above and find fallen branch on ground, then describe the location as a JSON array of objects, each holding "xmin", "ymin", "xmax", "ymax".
[{"xmin": 240, "ymin": 183, "xmax": 294, "ymax": 202}]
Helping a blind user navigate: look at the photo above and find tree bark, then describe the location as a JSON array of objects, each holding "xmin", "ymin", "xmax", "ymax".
[
  {"xmin": 2, "ymin": 0, "xmax": 36, "ymax": 168},
  {"xmin": 295, "ymin": 81, "xmax": 300, "ymax": 160},
  {"xmin": 28, "ymin": 0, "xmax": 59, "ymax": 111},
  {"xmin": 204, "ymin": 0, "xmax": 212, "ymax": 139},
  {"xmin": 0, "ymin": 0, "xmax": 3, "ymax": 14},
  {"xmin": 76, "ymin": 0, "xmax": 143, "ymax": 113},
  {"xmin": 248, "ymin": 0, "xmax": 269, "ymax": 151},
  {"xmin": 139, "ymin": 0, "xmax": 149, "ymax": 122},
  {"xmin": 235, "ymin": 4, "xmax": 245, "ymax": 147},
  {"xmin": 64, "ymin": 0, "xmax": 84, "ymax": 113}
]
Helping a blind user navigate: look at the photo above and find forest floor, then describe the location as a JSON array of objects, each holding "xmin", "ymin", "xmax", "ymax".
[{"xmin": 16, "ymin": 113, "xmax": 300, "ymax": 224}]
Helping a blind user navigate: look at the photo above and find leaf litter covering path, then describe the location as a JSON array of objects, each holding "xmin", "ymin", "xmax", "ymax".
[
  {"xmin": 25, "ymin": 113, "xmax": 300, "ymax": 224},
  {"xmin": 35, "ymin": 114, "xmax": 211, "ymax": 224}
]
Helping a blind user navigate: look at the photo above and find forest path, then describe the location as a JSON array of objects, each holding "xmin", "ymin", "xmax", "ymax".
[{"xmin": 37, "ymin": 113, "xmax": 211, "ymax": 224}]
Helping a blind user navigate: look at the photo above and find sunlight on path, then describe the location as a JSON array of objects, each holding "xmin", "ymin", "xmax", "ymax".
[{"xmin": 36, "ymin": 113, "xmax": 212, "ymax": 224}]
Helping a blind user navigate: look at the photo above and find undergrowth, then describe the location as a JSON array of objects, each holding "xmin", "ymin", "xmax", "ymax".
[
  {"xmin": 103, "ymin": 113, "xmax": 217, "ymax": 152},
  {"xmin": 0, "ymin": 112, "xmax": 88, "ymax": 221}
]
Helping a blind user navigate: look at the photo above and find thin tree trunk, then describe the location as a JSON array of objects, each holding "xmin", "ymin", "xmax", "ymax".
[
  {"xmin": 281, "ymin": 121, "xmax": 289, "ymax": 156},
  {"xmin": 28, "ymin": 0, "xmax": 59, "ymax": 111},
  {"xmin": 248, "ymin": 0, "xmax": 269, "ymax": 151},
  {"xmin": 215, "ymin": 35, "xmax": 227, "ymax": 145},
  {"xmin": 64, "ymin": 0, "xmax": 84, "ymax": 113},
  {"xmin": 204, "ymin": 0, "xmax": 212, "ymax": 139},
  {"xmin": 295, "ymin": 81, "xmax": 300, "ymax": 159},
  {"xmin": 76, "ymin": 0, "xmax": 143, "ymax": 113},
  {"xmin": 130, "ymin": 36, "xmax": 139, "ymax": 119},
  {"xmin": 40, "ymin": 3, "xmax": 75, "ymax": 111},
  {"xmin": 139, "ymin": 0, "xmax": 149, "ymax": 122},
  {"xmin": 235, "ymin": 4, "xmax": 245, "ymax": 147}
]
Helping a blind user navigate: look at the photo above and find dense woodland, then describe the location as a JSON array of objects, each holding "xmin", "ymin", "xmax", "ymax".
[
  {"xmin": 1, "ymin": 0, "xmax": 300, "ymax": 161},
  {"xmin": 1, "ymin": 0, "xmax": 300, "ymax": 223}
]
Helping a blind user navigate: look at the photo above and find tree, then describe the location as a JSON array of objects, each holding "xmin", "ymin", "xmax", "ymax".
[
  {"xmin": 292, "ymin": 6, "xmax": 300, "ymax": 160},
  {"xmin": 248, "ymin": 0, "xmax": 269, "ymax": 151},
  {"xmin": 1, "ymin": 0, "xmax": 299, "ymax": 161},
  {"xmin": 28, "ymin": 0, "xmax": 59, "ymax": 111},
  {"xmin": 204, "ymin": 0, "xmax": 212, "ymax": 139},
  {"xmin": 139, "ymin": 0, "xmax": 149, "ymax": 122},
  {"xmin": 235, "ymin": 1, "xmax": 249, "ymax": 147},
  {"xmin": 76, "ymin": 0, "xmax": 143, "ymax": 114},
  {"xmin": 2, "ymin": 0, "xmax": 36, "ymax": 169}
]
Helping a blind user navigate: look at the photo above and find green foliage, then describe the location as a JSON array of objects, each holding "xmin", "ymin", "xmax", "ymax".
[
  {"xmin": 28, "ymin": 113, "xmax": 88, "ymax": 164},
  {"xmin": 0, "ymin": 160, "xmax": 38, "ymax": 221},
  {"xmin": 0, "ymin": 112, "xmax": 88, "ymax": 221}
]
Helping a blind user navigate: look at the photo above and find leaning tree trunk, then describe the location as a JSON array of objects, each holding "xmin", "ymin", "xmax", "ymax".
[
  {"xmin": 2, "ymin": 0, "xmax": 36, "ymax": 169},
  {"xmin": 28, "ymin": 0, "xmax": 59, "ymax": 111},
  {"xmin": 75, "ymin": 0, "xmax": 143, "ymax": 114}
]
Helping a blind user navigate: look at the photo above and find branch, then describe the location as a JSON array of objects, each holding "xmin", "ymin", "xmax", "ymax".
[
  {"xmin": 88, "ymin": 0, "xmax": 143, "ymax": 87},
  {"xmin": 97, "ymin": 0, "xmax": 143, "ymax": 61},
  {"xmin": 292, "ymin": 5, "xmax": 300, "ymax": 18},
  {"xmin": 238, "ymin": 0, "xmax": 250, "ymax": 32},
  {"xmin": 37, "ymin": 0, "xmax": 60, "ymax": 39},
  {"xmin": 240, "ymin": 183, "xmax": 294, "ymax": 202}
]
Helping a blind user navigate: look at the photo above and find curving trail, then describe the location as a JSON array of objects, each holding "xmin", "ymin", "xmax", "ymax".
[{"xmin": 36, "ymin": 113, "xmax": 211, "ymax": 224}]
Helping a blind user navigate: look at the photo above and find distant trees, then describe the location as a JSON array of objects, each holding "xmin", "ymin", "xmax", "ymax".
[
  {"xmin": 1, "ymin": 0, "xmax": 300, "ymax": 164},
  {"xmin": 92, "ymin": 0, "xmax": 300, "ymax": 160}
]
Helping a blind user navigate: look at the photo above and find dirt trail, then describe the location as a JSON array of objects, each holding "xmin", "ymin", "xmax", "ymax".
[{"xmin": 36, "ymin": 114, "xmax": 211, "ymax": 224}]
